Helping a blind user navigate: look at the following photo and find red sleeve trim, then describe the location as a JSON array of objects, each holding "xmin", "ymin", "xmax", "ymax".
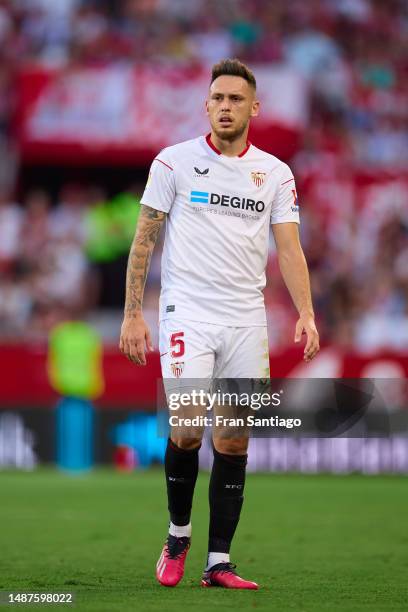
[
  {"xmin": 281, "ymin": 178, "xmax": 295, "ymax": 185},
  {"xmin": 154, "ymin": 158, "xmax": 173, "ymax": 171}
]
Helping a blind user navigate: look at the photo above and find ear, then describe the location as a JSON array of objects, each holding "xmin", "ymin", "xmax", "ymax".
[
  {"xmin": 205, "ymin": 98, "xmax": 209, "ymax": 116},
  {"xmin": 251, "ymin": 99, "xmax": 260, "ymax": 118}
]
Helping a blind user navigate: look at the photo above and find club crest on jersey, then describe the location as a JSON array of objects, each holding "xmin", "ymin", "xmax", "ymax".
[
  {"xmin": 171, "ymin": 362, "xmax": 184, "ymax": 378},
  {"xmin": 251, "ymin": 171, "xmax": 266, "ymax": 188}
]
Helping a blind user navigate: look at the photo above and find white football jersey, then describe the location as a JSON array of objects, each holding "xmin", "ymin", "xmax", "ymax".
[{"xmin": 141, "ymin": 134, "xmax": 300, "ymax": 326}]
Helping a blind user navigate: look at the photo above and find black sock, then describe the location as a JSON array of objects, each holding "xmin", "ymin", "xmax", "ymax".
[
  {"xmin": 165, "ymin": 438, "xmax": 200, "ymax": 526},
  {"xmin": 208, "ymin": 448, "xmax": 247, "ymax": 554}
]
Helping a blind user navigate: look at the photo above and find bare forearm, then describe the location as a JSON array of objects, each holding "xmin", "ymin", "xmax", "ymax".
[
  {"xmin": 124, "ymin": 205, "xmax": 165, "ymax": 318},
  {"xmin": 272, "ymin": 222, "xmax": 319, "ymax": 360},
  {"xmin": 124, "ymin": 241, "xmax": 151, "ymax": 317},
  {"xmin": 278, "ymin": 247, "xmax": 314, "ymax": 317}
]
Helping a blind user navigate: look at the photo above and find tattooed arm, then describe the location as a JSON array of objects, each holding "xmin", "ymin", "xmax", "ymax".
[{"xmin": 119, "ymin": 205, "xmax": 166, "ymax": 365}]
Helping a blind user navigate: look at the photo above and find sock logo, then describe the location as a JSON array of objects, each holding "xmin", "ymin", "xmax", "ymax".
[
  {"xmin": 225, "ymin": 484, "xmax": 243, "ymax": 489},
  {"xmin": 168, "ymin": 476, "xmax": 186, "ymax": 483}
]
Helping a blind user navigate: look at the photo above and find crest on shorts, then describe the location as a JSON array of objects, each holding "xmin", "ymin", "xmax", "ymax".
[
  {"xmin": 171, "ymin": 362, "xmax": 184, "ymax": 378},
  {"xmin": 251, "ymin": 171, "xmax": 266, "ymax": 188}
]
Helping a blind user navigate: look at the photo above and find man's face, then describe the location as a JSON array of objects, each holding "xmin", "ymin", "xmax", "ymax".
[{"xmin": 206, "ymin": 75, "xmax": 259, "ymax": 141}]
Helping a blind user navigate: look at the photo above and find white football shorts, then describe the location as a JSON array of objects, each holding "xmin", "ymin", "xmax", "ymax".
[{"xmin": 159, "ymin": 319, "xmax": 270, "ymax": 382}]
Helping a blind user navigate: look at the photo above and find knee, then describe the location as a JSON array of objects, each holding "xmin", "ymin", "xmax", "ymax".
[
  {"xmin": 212, "ymin": 436, "xmax": 248, "ymax": 455},
  {"xmin": 170, "ymin": 436, "xmax": 202, "ymax": 451}
]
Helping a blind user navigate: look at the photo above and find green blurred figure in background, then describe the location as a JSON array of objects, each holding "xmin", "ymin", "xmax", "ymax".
[
  {"xmin": 85, "ymin": 191, "xmax": 141, "ymax": 264},
  {"xmin": 85, "ymin": 190, "xmax": 141, "ymax": 308},
  {"xmin": 48, "ymin": 317, "xmax": 104, "ymax": 472}
]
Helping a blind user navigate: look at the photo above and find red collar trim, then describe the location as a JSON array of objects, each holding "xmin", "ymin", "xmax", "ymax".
[
  {"xmin": 205, "ymin": 133, "xmax": 251, "ymax": 158},
  {"xmin": 238, "ymin": 141, "xmax": 251, "ymax": 158}
]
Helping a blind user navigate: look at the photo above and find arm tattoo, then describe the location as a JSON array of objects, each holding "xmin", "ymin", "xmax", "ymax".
[{"xmin": 124, "ymin": 205, "xmax": 166, "ymax": 317}]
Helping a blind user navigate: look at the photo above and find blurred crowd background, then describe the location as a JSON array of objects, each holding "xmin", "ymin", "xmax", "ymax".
[{"xmin": 0, "ymin": 0, "xmax": 407, "ymax": 352}]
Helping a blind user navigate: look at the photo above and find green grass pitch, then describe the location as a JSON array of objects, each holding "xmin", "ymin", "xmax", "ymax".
[{"xmin": 0, "ymin": 469, "xmax": 407, "ymax": 611}]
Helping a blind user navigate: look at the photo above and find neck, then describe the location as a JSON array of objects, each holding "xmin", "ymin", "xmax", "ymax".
[{"xmin": 209, "ymin": 129, "xmax": 250, "ymax": 158}]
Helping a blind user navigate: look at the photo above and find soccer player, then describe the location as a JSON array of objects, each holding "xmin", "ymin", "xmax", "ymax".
[{"xmin": 119, "ymin": 59, "xmax": 319, "ymax": 589}]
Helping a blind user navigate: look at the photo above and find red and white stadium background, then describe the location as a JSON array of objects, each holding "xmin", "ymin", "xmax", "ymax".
[
  {"xmin": 15, "ymin": 63, "xmax": 408, "ymax": 229},
  {"xmin": 14, "ymin": 63, "xmax": 306, "ymax": 163}
]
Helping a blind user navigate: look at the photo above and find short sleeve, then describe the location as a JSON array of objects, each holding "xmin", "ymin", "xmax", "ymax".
[
  {"xmin": 140, "ymin": 150, "xmax": 176, "ymax": 213},
  {"xmin": 270, "ymin": 163, "xmax": 300, "ymax": 225}
]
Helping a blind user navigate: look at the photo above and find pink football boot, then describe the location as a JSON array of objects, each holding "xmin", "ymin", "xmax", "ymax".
[
  {"xmin": 156, "ymin": 535, "xmax": 190, "ymax": 587},
  {"xmin": 201, "ymin": 562, "xmax": 259, "ymax": 589}
]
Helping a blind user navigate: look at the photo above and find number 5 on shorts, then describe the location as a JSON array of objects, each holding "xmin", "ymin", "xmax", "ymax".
[{"xmin": 170, "ymin": 332, "xmax": 185, "ymax": 358}]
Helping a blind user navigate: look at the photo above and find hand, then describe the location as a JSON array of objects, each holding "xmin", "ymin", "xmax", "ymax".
[
  {"xmin": 119, "ymin": 314, "xmax": 153, "ymax": 365},
  {"xmin": 294, "ymin": 312, "xmax": 320, "ymax": 362}
]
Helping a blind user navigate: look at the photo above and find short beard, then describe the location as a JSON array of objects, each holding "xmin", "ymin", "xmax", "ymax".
[{"xmin": 212, "ymin": 121, "xmax": 248, "ymax": 143}]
